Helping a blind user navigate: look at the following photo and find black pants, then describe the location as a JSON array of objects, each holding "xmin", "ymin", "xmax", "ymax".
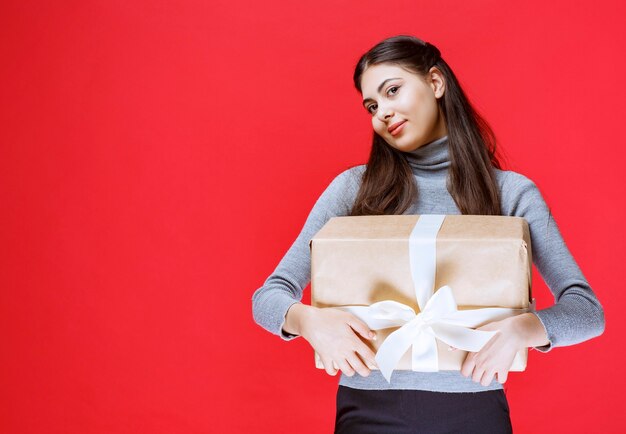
[{"xmin": 334, "ymin": 385, "xmax": 512, "ymax": 434}]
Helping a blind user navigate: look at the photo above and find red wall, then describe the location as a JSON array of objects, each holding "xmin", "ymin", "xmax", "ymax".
[{"xmin": 1, "ymin": 1, "xmax": 624, "ymax": 433}]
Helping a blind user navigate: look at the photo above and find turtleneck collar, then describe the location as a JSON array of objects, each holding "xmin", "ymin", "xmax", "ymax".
[{"xmin": 402, "ymin": 135, "xmax": 450, "ymax": 177}]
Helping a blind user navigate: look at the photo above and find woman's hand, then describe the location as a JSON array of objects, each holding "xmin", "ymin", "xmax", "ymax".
[
  {"xmin": 460, "ymin": 315, "xmax": 530, "ymax": 386},
  {"xmin": 299, "ymin": 306, "xmax": 378, "ymax": 378}
]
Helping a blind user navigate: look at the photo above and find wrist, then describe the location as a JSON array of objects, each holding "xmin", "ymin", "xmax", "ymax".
[
  {"xmin": 513, "ymin": 312, "xmax": 550, "ymax": 348},
  {"xmin": 283, "ymin": 303, "xmax": 314, "ymax": 336}
]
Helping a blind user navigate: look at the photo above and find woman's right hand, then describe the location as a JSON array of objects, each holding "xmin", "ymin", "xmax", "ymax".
[{"xmin": 299, "ymin": 306, "xmax": 378, "ymax": 377}]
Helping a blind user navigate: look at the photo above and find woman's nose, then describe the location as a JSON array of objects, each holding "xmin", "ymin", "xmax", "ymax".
[{"xmin": 376, "ymin": 104, "xmax": 393, "ymax": 122}]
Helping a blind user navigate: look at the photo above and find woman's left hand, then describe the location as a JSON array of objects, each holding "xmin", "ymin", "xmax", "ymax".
[{"xmin": 459, "ymin": 316, "xmax": 527, "ymax": 386}]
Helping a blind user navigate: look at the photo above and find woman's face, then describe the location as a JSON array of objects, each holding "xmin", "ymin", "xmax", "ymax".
[{"xmin": 360, "ymin": 63, "xmax": 447, "ymax": 152}]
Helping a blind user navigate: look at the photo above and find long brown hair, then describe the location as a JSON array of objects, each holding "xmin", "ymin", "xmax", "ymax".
[{"xmin": 350, "ymin": 35, "xmax": 503, "ymax": 216}]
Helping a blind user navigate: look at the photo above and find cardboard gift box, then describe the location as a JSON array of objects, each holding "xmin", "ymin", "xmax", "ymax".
[{"xmin": 309, "ymin": 214, "xmax": 533, "ymax": 381}]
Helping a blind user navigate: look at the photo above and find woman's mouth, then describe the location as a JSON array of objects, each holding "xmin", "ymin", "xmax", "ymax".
[{"xmin": 389, "ymin": 121, "xmax": 407, "ymax": 137}]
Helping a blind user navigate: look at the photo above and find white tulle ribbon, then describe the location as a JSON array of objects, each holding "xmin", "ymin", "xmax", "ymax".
[{"xmin": 336, "ymin": 214, "xmax": 531, "ymax": 383}]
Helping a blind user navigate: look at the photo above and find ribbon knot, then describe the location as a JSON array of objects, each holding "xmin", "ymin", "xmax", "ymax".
[{"xmin": 417, "ymin": 311, "xmax": 434, "ymax": 325}]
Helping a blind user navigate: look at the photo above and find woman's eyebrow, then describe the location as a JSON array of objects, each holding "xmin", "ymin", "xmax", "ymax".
[{"xmin": 362, "ymin": 77, "xmax": 402, "ymax": 106}]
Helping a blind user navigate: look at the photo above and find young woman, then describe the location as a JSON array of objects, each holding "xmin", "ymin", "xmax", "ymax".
[{"xmin": 252, "ymin": 35, "xmax": 605, "ymax": 433}]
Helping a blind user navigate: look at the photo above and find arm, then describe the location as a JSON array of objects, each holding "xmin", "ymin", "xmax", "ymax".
[
  {"xmin": 252, "ymin": 166, "xmax": 381, "ymax": 378},
  {"xmin": 251, "ymin": 167, "xmax": 362, "ymax": 340},
  {"xmin": 507, "ymin": 172, "xmax": 605, "ymax": 351},
  {"xmin": 461, "ymin": 172, "xmax": 605, "ymax": 385}
]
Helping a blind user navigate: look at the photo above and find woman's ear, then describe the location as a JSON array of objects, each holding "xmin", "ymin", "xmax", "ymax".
[{"xmin": 428, "ymin": 66, "xmax": 446, "ymax": 99}]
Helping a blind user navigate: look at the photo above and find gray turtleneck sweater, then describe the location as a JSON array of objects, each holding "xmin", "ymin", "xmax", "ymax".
[{"xmin": 251, "ymin": 135, "xmax": 605, "ymax": 392}]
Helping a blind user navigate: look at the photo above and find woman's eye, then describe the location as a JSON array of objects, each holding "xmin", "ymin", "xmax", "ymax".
[{"xmin": 366, "ymin": 86, "xmax": 399, "ymax": 115}]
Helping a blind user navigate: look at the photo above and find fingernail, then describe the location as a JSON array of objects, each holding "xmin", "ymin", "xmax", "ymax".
[{"xmin": 371, "ymin": 334, "xmax": 377, "ymax": 340}]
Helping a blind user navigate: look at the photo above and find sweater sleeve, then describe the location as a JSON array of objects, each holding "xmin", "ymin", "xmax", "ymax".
[
  {"xmin": 504, "ymin": 171, "xmax": 605, "ymax": 352},
  {"xmin": 251, "ymin": 167, "xmax": 361, "ymax": 341}
]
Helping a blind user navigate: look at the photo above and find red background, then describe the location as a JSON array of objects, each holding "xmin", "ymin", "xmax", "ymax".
[{"xmin": 1, "ymin": 1, "xmax": 624, "ymax": 433}]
